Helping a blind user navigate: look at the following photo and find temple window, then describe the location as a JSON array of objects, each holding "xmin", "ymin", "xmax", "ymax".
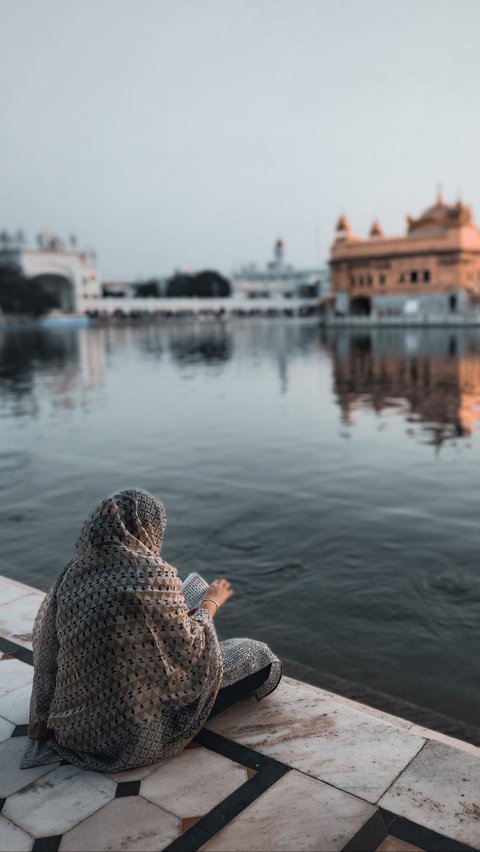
[
  {"xmin": 400, "ymin": 273, "xmax": 404, "ymax": 283},
  {"xmin": 379, "ymin": 274, "xmax": 385, "ymax": 285},
  {"xmin": 410, "ymin": 271, "xmax": 418, "ymax": 283},
  {"xmin": 423, "ymin": 270, "xmax": 430, "ymax": 282}
]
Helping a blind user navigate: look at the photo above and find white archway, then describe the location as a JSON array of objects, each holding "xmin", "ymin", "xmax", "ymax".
[{"xmin": 29, "ymin": 273, "xmax": 74, "ymax": 312}]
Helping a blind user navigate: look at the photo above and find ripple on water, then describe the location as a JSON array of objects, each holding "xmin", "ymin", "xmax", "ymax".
[{"xmin": 0, "ymin": 450, "xmax": 32, "ymax": 493}]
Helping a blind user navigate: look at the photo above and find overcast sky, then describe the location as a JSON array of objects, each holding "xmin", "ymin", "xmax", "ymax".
[{"xmin": 1, "ymin": 0, "xmax": 480, "ymax": 279}]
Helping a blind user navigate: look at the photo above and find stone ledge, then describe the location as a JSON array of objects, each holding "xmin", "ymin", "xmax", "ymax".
[
  {"xmin": 0, "ymin": 574, "xmax": 478, "ymax": 852},
  {"xmin": 281, "ymin": 656, "xmax": 480, "ymax": 748}
]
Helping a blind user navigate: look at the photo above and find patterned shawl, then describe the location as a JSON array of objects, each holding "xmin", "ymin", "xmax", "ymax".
[{"xmin": 22, "ymin": 490, "xmax": 223, "ymax": 772}]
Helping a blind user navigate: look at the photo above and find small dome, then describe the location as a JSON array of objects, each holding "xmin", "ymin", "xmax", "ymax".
[
  {"xmin": 336, "ymin": 215, "xmax": 351, "ymax": 233},
  {"xmin": 369, "ymin": 220, "xmax": 383, "ymax": 238}
]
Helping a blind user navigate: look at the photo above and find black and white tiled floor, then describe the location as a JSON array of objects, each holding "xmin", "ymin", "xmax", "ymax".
[{"xmin": 0, "ymin": 574, "xmax": 479, "ymax": 852}]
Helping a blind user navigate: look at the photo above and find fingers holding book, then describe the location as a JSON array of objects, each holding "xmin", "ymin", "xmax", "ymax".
[
  {"xmin": 182, "ymin": 573, "xmax": 234, "ymax": 617},
  {"xmin": 204, "ymin": 578, "xmax": 234, "ymax": 610}
]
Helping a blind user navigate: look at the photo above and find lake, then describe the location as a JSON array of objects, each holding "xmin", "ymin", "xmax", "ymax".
[{"xmin": 1, "ymin": 319, "xmax": 479, "ymax": 725}]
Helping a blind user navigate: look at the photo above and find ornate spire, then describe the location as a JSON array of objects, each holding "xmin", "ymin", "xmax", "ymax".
[{"xmin": 274, "ymin": 237, "xmax": 284, "ymax": 267}]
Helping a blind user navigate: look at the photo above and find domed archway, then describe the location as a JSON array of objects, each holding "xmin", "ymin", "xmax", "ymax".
[
  {"xmin": 350, "ymin": 295, "xmax": 372, "ymax": 316},
  {"xmin": 29, "ymin": 274, "xmax": 74, "ymax": 312}
]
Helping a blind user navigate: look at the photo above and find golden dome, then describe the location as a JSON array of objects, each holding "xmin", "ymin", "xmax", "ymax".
[{"xmin": 407, "ymin": 196, "xmax": 472, "ymax": 234}]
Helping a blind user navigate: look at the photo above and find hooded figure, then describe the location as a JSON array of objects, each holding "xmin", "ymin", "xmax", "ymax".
[{"xmin": 21, "ymin": 489, "xmax": 281, "ymax": 772}]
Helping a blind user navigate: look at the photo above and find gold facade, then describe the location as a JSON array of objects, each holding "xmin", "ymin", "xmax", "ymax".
[{"xmin": 329, "ymin": 196, "xmax": 480, "ymax": 312}]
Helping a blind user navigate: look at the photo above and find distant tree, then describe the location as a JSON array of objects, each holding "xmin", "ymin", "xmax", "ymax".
[
  {"xmin": 135, "ymin": 280, "xmax": 160, "ymax": 298},
  {"xmin": 165, "ymin": 270, "xmax": 231, "ymax": 298},
  {"xmin": 102, "ymin": 286, "xmax": 125, "ymax": 298},
  {"xmin": 194, "ymin": 270, "xmax": 230, "ymax": 297},
  {"xmin": 165, "ymin": 274, "xmax": 192, "ymax": 297},
  {"xmin": 0, "ymin": 266, "xmax": 57, "ymax": 317},
  {"xmin": 0, "ymin": 230, "xmax": 10, "ymax": 248},
  {"xmin": 15, "ymin": 229, "xmax": 25, "ymax": 246}
]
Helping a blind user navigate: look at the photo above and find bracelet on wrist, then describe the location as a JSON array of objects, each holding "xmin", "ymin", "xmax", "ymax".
[{"xmin": 201, "ymin": 597, "xmax": 219, "ymax": 610}]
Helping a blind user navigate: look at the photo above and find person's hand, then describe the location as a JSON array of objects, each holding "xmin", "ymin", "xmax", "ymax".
[{"xmin": 203, "ymin": 578, "xmax": 234, "ymax": 611}]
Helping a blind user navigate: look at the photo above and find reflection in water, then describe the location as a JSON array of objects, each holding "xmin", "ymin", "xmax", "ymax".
[
  {"xmin": 325, "ymin": 328, "xmax": 480, "ymax": 445},
  {"xmin": 0, "ymin": 320, "xmax": 319, "ymax": 408},
  {"xmin": 0, "ymin": 328, "xmax": 77, "ymax": 389},
  {"xmin": 4, "ymin": 323, "xmax": 480, "ymax": 444},
  {"xmin": 0, "ymin": 327, "xmax": 105, "ymax": 415},
  {"xmin": 3, "ymin": 323, "xmax": 480, "ymax": 444},
  {"xmin": 168, "ymin": 324, "xmax": 233, "ymax": 364}
]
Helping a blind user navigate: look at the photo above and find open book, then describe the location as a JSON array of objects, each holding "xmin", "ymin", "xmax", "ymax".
[{"xmin": 181, "ymin": 572, "xmax": 209, "ymax": 612}]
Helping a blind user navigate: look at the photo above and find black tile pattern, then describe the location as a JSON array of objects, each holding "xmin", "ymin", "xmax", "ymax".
[
  {"xmin": 115, "ymin": 779, "xmax": 141, "ymax": 798},
  {"xmin": 195, "ymin": 727, "xmax": 286, "ymax": 774},
  {"xmin": 163, "ymin": 730, "xmax": 290, "ymax": 852},
  {"xmin": 345, "ymin": 808, "xmax": 478, "ymax": 852},
  {"xmin": 0, "ymin": 797, "xmax": 5, "ymax": 813},
  {"xmin": 379, "ymin": 809, "xmax": 478, "ymax": 852},
  {"xmin": 12, "ymin": 724, "xmax": 28, "ymax": 738},
  {"xmin": 0, "ymin": 636, "xmax": 33, "ymax": 667},
  {"xmin": 32, "ymin": 836, "xmax": 62, "ymax": 852},
  {"xmin": 342, "ymin": 810, "xmax": 389, "ymax": 852}
]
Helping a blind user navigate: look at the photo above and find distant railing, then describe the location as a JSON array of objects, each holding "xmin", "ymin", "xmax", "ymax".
[{"xmin": 82, "ymin": 295, "xmax": 320, "ymax": 318}]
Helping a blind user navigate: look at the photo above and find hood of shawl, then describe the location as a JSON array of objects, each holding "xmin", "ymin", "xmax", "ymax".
[{"xmin": 75, "ymin": 490, "xmax": 166, "ymax": 557}]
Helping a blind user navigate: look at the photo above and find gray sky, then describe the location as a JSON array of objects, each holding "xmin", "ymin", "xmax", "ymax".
[{"xmin": 2, "ymin": 0, "xmax": 480, "ymax": 279}]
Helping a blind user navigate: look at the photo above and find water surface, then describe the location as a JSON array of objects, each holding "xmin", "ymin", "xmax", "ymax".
[{"xmin": 1, "ymin": 320, "xmax": 479, "ymax": 724}]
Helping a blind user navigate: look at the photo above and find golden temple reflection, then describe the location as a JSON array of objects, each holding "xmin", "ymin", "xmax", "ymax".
[{"xmin": 326, "ymin": 330, "xmax": 480, "ymax": 445}]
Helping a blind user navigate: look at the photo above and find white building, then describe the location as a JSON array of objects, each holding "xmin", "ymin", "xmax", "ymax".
[
  {"xmin": 233, "ymin": 239, "xmax": 329, "ymax": 310},
  {"xmin": 0, "ymin": 231, "xmax": 101, "ymax": 312}
]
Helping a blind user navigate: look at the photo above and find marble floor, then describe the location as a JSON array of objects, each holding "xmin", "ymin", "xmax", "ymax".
[{"xmin": 0, "ymin": 573, "xmax": 479, "ymax": 852}]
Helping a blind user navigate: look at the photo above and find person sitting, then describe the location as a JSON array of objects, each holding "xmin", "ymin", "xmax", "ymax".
[{"xmin": 21, "ymin": 489, "xmax": 281, "ymax": 772}]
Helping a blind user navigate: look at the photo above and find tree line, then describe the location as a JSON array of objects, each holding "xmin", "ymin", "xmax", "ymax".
[{"xmin": 133, "ymin": 270, "xmax": 231, "ymax": 298}]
